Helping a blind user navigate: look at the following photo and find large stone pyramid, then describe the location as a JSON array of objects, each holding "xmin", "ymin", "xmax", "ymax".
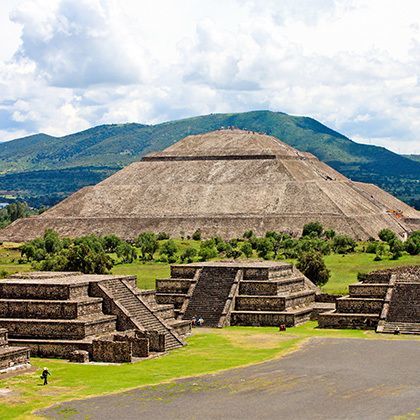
[{"xmin": 1, "ymin": 129, "xmax": 418, "ymax": 241}]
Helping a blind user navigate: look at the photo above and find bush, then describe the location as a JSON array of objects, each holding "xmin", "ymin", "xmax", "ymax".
[
  {"xmin": 390, "ymin": 239, "xmax": 404, "ymax": 260},
  {"xmin": 365, "ymin": 241, "xmax": 379, "ymax": 254},
  {"xmin": 103, "ymin": 234, "xmax": 122, "ymax": 253},
  {"xmin": 136, "ymin": 232, "xmax": 159, "ymax": 261},
  {"xmin": 160, "ymin": 239, "xmax": 178, "ymax": 263},
  {"xmin": 332, "ymin": 235, "xmax": 356, "ymax": 254},
  {"xmin": 324, "ymin": 228, "xmax": 336, "ymax": 240},
  {"xmin": 157, "ymin": 232, "xmax": 170, "ymax": 240},
  {"xmin": 256, "ymin": 237, "xmax": 274, "ymax": 259},
  {"xmin": 405, "ymin": 231, "xmax": 420, "ymax": 255},
  {"xmin": 374, "ymin": 242, "xmax": 387, "ymax": 261},
  {"xmin": 302, "ymin": 221, "xmax": 323, "ymax": 238},
  {"xmin": 296, "ymin": 251, "xmax": 330, "ymax": 286},
  {"xmin": 181, "ymin": 247, "xmax": 197, "ymax": 263},
  {"xmin": 243, "ymin": 230, "xmax": 254, "ymax": 239},
  {"xmin": 192, "ymin": 229, "xmax": 202, "ymax": 241},
  {"xmin": 116, "ymin": 242, "xmax": 137, "ymax": 263},
  {"xmin": 378, "ymin": 228, "xmax": 397, "ymax": 244},
  {"xmin": 198, "ymin": 245, "xmax": 218, "ymax": 261},
  {"xmin": 240, "ymin": 242, "xmax": 253, "ymax": 258},
  {"xmin": 226, "ymin": 248, "xmax": 242, "ymax": 259}
]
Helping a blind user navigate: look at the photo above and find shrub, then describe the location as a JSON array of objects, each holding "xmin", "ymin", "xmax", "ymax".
[
  {"xmin": 297, "ymin": 251, "xmax": 330, "ymax": 286},
  {"xmin": 256, "ymin": 237, "xmax": 274, "ymax": 259},
  {"xmin": 390, "ymin": 239, "xmax": 404, "ymax": 260},
  {"xmin": 302, "ymin": 221, "xmax": 323, "ymax": 238},
  {"xmin": 374, "ymin": 242, "xmax": 387, "ymax": 261},
  {"xmin": 181, "ymin": 247, "xmax": 197, "ymax": 263},
  {"xmin": 332, "ymin": 235, "xmax": 356, "ymax": 254},
  {"xmin": 103, "ymin": 234, "xmax": 123, "ymax": 253},
  {"xmin": 160, "ymin": 239, "xmax": 178, "ymax": 263},
  {"xmin": 116, "ymin": 242, "xmax": 137, "ymax": 263},
  {"xmin": 198, "ymin": 245, "xmax": 218, "ymax": 261},
  {"xmin": 135, "ymin": 232, "xmax": 159, "ymax": 261},
  {"xmin": 192, "ymin": 229, "xmax": 202, "ymax": 241},
  {"xmin": 240, "ymin": 242, "xmax": 253, "ymax": 258},
  {"xmin": 405, "ymin": 231, "xmax": 420, "ymax": 255},
  {"xmin": 324, "ymin": 228, "xmax": 336, "ymax": 240},
  {"xmin": 378, "ymin": 228, "xmax": 397, "ymax": 244},
  {"xmin": 157, "ymin": 232, "xmax": 170, "ymax": 240},
  {"xmin": 243, "ymin": 230, "xmax": 254, "ymax": 239},
  {"xmin": 365, "ymin": 241, "xmax": 379, "ymax": 254}
]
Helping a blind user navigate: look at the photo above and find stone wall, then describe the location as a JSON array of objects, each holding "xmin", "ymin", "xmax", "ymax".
[{"xmin": 387, "ymin": 283, "xmax": 420, "ymax": 322}]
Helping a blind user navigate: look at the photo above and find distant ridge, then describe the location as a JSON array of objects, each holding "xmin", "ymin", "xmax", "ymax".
[{"xmin": 0, "ymin": 111, "xmax": 419, "ymax": 209}]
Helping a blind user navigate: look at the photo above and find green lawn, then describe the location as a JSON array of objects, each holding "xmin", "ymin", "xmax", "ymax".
[
  {"xmin": 321, "ymin": 252, "xmax": 420, "ymax": 294},
  {"xmin": 0, "ymin": 323, "xmax": 417, "ymax": 419},
  {"xmin": 1, "ymin": 240, "xmax": 419, "ymax": 294}
]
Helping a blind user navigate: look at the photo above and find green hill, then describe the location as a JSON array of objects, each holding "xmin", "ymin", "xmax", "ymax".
[{"xmin": 0, "ymin": 110, "xmax": 419, "ymax": 208}]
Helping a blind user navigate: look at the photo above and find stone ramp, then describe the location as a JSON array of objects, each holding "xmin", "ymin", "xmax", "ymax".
[
  {"xmin": 183, "ymin": 266, "xmax": 239, "ymax": 327},
  {"xmin": 97, "ymin": 279, "xmax": 184, "ymax": 350}
]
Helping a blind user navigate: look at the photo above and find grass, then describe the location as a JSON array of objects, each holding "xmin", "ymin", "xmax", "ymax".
[
  {"xmin": 0, "ymin": 323, "xmax": 418, "ymax": 419},
  {"xmin": 321, "ymin": 252, "xmax": 420, "ymax": 294},
  {"xmin": 2, "ymin": 240, "xmax": 419, "ymax": 293}
]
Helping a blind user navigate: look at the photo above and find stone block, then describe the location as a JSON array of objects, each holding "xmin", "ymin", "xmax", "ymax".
[{"xmin": 69, "ymin": 350, "xmax": 89, "ymax": 363}]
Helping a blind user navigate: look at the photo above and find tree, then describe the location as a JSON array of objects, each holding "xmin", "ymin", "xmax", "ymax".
[
  {"xmin": 103, "ymin": 234, "xmax": 122, "ymax": 253},
  {"xmin": 136, "ymin": 232, "xmax": 159, "ymax": 261},
  {"xmin": 243, "ymin": 230, "xmax": 254, "ymax": 239},
  {"xmin": 324, "ymin": 228, "xmax": 336, "ymax": 240},
  {"xmin": 116, "ymin": 242, "xmax": 137, "ymax": 263},
  {"xmin": 378, "ymin": 228, "xmax": 397, "ymax": 244},
  {"xmin": 256, "ymin": 237, "xmax": 274, "ymax": 259},
  {"xmin": 405, "ymin": 231, "xmax": 420, "ymax": 255},
  {"xmin": 181, "ymin": 247, "xmax": 197, "ymax": 263},
  {"xmin": 157, "ymin": 232, "xmax": 170, "ymax": 240},
  {"xmin": 198, "ymin": 243, "xmax": 218, "ymax": 261},
  {"xmin": 332, "ymin": 235, "xmax": 356, "ymax": 254},
  {"xmin": 43, "ymin": 229, "xmax": 62, "ymax": 254},
  {"xmin": 160, "ymin": 239, "xmax": 178, "ymax": 263},
  {"xmin": 240, "ymin": 242, "xmax": 253, "ymax": 258},
  {"xmin": 389, "ymin": 239, "xmax": 404, "ymax": 260},
  {"xmin": 374, "ymin": 242, "xmax": 387, "ymax": 261},
  {"xmin": 302, "ymin": 221, "xmax": 323, "ymax": 238},
  {"xmin": 192, "ymin": 229, "xmax": 202, "ymax": 241},
  {"xmin": 296, "ymin": 251, "xmax": 330, "ymax": 286}
]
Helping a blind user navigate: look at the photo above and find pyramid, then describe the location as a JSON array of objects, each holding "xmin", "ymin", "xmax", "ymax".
[{"xmin": 1, "ymin": 129, "xmax": 418, "ymax": 241}]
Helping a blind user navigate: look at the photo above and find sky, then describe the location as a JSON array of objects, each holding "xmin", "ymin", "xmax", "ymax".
[{"xmin": 1, "ymin": 0, "xmax": 420, "ymax": 154}]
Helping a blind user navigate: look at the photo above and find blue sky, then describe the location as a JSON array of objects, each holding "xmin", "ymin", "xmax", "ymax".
[{"xmin": 1, "ymin": 0, "xmax": 420, "ymax": 154}]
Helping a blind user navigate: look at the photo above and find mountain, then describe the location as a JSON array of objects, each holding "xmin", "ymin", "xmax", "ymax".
[
  {"xmin": 0, "ymin": 111, "xmax": 419, "ymax": 209},
  {"xmin": 402, "ymin": 154, "xmax": 420, "ymax": 163}
]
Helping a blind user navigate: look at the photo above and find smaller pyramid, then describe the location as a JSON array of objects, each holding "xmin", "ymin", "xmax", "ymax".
[{"xmin": 1, "ymin": 129, "xmax": 418, "ymax": 241}]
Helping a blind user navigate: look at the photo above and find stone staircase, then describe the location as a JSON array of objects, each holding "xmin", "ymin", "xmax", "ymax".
[
  {"xmin": 96, "ymin": 279, "xmax": 185, "ymax": 350},
  {"xmin": 156, "ymin": 262, "xmax": 317, "ymax": 328},
  {"xmin": 0, "ymin": 272, "xmax": 188, "ymax": 359},
  {"xmin": 183, "ymin": 266, "xmax": 239, "ymax": 327}
]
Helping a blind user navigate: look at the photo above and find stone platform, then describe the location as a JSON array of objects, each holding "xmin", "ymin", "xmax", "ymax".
[
  {"xmin": 319, "ymin": 266, "xmax": 420, "ymax": 334},
  {"xmin": 156, "ymin": 261, "xmax": 318, "ymax": 327},
  {"xmin": 0, "ymin": 272, "xmax": 190, "ymax": 360},
  {"xmin": 0, "ymin": 328, "xmax": 30, "ymax": 375}
]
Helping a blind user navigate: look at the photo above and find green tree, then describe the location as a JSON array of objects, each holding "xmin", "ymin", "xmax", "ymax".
[
  {"xmin": 157, "ymin": 232, "xmax": 170, "ymax": 240},
  {"xmin": 256, "ymin": 237, "xmax": 274, "ymax": 259},
  {"xmin": 160, "ymin": 239, "xmax": 178, "ymax": 263},
  {"xmin": 324, "ymin": 228, "xmax": 336, "ymax": 239},
  {"xmin": 374, "ymin": 242, "xmax": 387, "ymax": 261},
  {"xmin": 302, "ymin": 221, "xmax": 323, "ymax": 237},
  {"xmin": 43, "ymin": 229, "xmax": 62, "ymax": 254},
  {"xmin": 136, "ymin": 232, "xmax": 159, "ymax": 261},
  {"xmin": 198, "ymin": 243, "xmax": 218, "ymax": 261},
  {"xmin": 116, "ymin": 242, "xmax": 137, "ymax": 263},
  {"xmin": 103, "ymin": 234, "xmax": 122, "ymax": 253},
  {"xmin": 240, "ymin": 242, "xmax": 253, "ymax": 258},
  {"xmin": 405, "ymin": 231, "xmax": 420, "ymax": 255},
  {"xmin": 331, "ymin": 235, "xmax": 356, "ymax": 254},
  {"xmin": 389, "ymin": 239, "xmax": 404, "ymax": 260},
  {"xmin": 192, "ymin": 229, "xmax": 202, "ymax": 241},
  {"xmin": 297, "ymin": 251, "xmax": 330, "ymax": 286},
  {"xmin": 378, "ymin": 228, "xmax": 397, "ymax": 244},
  {"xmin": 180, "ymin": 247, "xmax": 197, "ymax": 263}
]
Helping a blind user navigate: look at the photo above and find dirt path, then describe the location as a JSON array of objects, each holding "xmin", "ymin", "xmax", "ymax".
[{"xmin": 43, "ymin": 338, "xmax": 420, "ymax": 419}]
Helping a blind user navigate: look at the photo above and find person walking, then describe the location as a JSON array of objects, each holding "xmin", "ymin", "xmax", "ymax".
[{"xmin": 41, "ymin": 367, "xmax": 50, "ymax": 385}]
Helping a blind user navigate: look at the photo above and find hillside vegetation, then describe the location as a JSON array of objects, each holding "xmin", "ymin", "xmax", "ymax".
[{"xmin": 0, "ymin": 111, "xmax": 419, "ymax": 208}]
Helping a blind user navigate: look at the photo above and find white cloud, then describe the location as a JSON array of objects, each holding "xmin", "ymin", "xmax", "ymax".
[{"xmin": 0, "ymin": 0, "xmax": 420, "ymax": 153}]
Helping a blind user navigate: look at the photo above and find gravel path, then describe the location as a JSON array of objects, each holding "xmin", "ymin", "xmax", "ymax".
[{"xmin": 43, "ymin": 338, "xmax": 420, "ymax": 420}]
